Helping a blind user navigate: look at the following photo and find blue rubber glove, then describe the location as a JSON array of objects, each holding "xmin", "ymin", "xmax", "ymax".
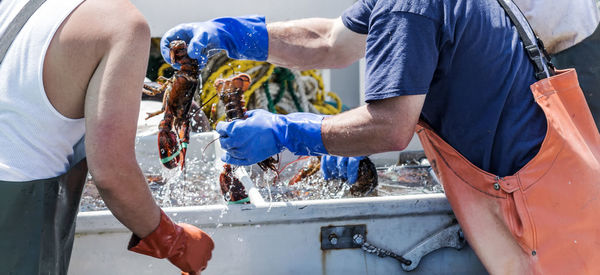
[
  {"xmin": 321, "ymin": 155, "xmax": 365, "ymax": 184},
  {"xmin": 216, "ymin": 109, "xmax": 328, "ymax": 166},
  {"xmin": 161, "ymin": 15, "xmax": 268, "ymax": 68}
]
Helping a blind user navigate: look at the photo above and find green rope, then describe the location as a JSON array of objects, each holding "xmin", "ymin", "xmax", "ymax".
[
  {"xmin": 263, "ymin": 82, "xmax": 276, "ymax": 113},
  {"xmin": 273, "ymin": 81, "xmax": 286, "ymax": 105},
  {"xmin": 269, "ymin": 67, "xmax": 304, "ymax": 112},
  {"xmin": 286, "ymin": 79, "xmax": 303, "ymax": 112}
]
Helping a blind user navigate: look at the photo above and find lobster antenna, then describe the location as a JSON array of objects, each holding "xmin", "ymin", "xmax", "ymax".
[{"xmin": 199, "ymin": 93, "xmax": 219, "ymax": 109}]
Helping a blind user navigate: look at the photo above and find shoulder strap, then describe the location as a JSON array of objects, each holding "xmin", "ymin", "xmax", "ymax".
[
  {"xmin": 495, "ymin": 0, "xmax": 555, "ymax": 80},
  {"xmin": 0, "ymin": 0, "xmax": 47, "ymax": 64}
]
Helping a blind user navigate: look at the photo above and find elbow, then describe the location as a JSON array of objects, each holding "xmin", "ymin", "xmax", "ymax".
[
  {"xmin": 284, "ymin": 44, "xmax": 356, "ymax": 70},
  {"xmin": 385, "ymin": 136, "xmax": 411, "ymax": 152},
  {"xmin": 88, "ymin": 157, "xmax": 143, "ymax": 191},
  {"xmin": 320, "ymin": 45, "xmax": 360, "ymax": 69},
  {"xmin": 380, "ymin": 128, "xmax": 413, "ymax": 152},
  {"xmin": 392, "ymin": 138, "xmax": 411, "ymax": 151},
  {"xmin": 90, "ymin": 166, "xmax": 124, "ymax": 191}
]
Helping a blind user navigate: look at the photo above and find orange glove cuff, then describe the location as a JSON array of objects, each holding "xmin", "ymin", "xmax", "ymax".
[
  {"xmin": 127, "ymin": 209, "xmax": 185, "ymax": 259},
  {"xmin": 127, "ymin": 210, "xmax": 214, "ymax": 273}
]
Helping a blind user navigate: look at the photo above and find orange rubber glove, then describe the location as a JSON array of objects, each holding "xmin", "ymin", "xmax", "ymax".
[{"xmin": 128, "ymin": 210, "xmax": 214, "ymax": 274}]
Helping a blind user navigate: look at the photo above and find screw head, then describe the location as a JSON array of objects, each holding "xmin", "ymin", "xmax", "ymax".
[{"xmin": 328, "ymin": 233, "xmax": 338, "ymax": 245}]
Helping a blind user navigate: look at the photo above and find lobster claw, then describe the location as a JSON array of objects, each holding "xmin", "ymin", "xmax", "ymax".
[{"xmin": 158, "ymin": 129, "xmax": 181, "ymax": 169}]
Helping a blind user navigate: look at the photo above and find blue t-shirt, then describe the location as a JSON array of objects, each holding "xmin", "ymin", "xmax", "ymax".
[{"xmin": 342, "ymin": 0, "xmax": 547, "ymax": 176}]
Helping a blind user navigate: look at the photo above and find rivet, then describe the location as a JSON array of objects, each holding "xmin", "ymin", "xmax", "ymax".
[
  {"xmin": 532, "ymin": 250, "xmax": 537, "ymax": 256},
  {"xmin": 493, "ymin": 183, "xmax": 501, "ymax": 190},
  {"xmin": 328, "ymin": 233, "xmax": 338, "ymax": 245}
]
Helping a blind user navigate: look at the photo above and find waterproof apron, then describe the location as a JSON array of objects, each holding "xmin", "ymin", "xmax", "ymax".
[
  {"xmin": 416, "ymin": 1, "xmax": 600, "ymax": 274},
  {"xmin": 0, "ymin": 138, "xmax": 87, "ymax": 275}
]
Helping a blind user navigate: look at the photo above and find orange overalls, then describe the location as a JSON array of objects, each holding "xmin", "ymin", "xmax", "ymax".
[
  {"xmin": 417, "ymin": 69, "xmax": 600, "ymax": 274},
  {"xmin": 415, "ymin": 0, "xmax": 600, "ymax": 272}
]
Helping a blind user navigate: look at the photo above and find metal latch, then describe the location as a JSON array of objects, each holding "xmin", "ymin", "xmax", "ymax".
[
  {"xmin": 400, "ymin": 223, "xmax": 465, "ymax": 271},
  {"xmin": 320, "ymin": 223, "xmax": 465, "ymax": 271}
]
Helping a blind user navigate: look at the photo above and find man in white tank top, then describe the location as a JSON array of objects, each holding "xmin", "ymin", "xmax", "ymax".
[
  {"xmin": 0, "ymin": 0, "xmax": 214, "ymax": 274},
  {"xmin": 514, "ymin": 0, "xmax": 600, "ymax": 129}
]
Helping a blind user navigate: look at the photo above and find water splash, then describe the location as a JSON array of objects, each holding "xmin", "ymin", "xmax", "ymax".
[
  {"xmin": 249, "ymin": 159, "xmax": 443, "ymax": 202},
  {"xmin": 80, "ymin": 141, "xmax": 442, "ymax": 211},
  {"xmin": 80, "ymin": 153, "xmax": 222, "ymax": 212}
]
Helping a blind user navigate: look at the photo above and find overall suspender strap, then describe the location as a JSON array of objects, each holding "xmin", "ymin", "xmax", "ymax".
[
  {"xmin": 495, "ymin": 0, "xmax": 555, "ymax": 80},
  {"xmin": 0, "ymin": 0, "xmax": 47, "ymax": 64}
]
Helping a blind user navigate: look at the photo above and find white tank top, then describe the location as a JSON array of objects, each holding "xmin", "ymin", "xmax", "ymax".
[
  {"xmin": 0, "ymin": 0, "xmax": 86, "ymax": 181},
  {"xmin": 513, "ymin": 0, "xmax": 600, "ymax": 54}
]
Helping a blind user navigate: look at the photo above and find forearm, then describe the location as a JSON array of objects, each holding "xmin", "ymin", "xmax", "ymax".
[
  {"xmin": 266, "ymin": 17, "xmax": 365, "ymax": 70},
  {"xmin": 83, "ymin": 7, "xmax": 161, "ymax": 238},
  {"xmin": 93, "ymin": 163, "xmax": 160, "ymax": 238},
  {"xmin": 321, "ymin": 95, "xmax": 424, "ymax": 156}
]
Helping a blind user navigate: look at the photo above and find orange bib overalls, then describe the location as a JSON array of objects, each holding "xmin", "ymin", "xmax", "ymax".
[
  {"xmin": 416, "ymin": 1, "xmax": 600, "ymax": 273},
  {"xmin": 417, "ymin": 69, "xmax": 600, "ymax": 274}
]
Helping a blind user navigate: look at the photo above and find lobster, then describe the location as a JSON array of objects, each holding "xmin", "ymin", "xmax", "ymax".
[
  {"xmin": 142, "ymin": 40, "xmax": 199, "ymax": 170},
  {"xmin": 288, "ymin": 156, "xmax": 379, "ymax": 197},
  {"xmin": 214, "ymin": 73, "xmax": 280, "ymax": 203}
]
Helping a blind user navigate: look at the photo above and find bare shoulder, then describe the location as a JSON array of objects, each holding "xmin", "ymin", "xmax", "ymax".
[
  {"xmin": 45, "ymin": 0, "xmax": 149, "ymax": 73},
  {"xmin": 70, "ymin": 0, "xmax": 149, "ymax": 44},
  {"xmin": 43, "ymin": 0, "xmax": 150, "ymax": 119}
]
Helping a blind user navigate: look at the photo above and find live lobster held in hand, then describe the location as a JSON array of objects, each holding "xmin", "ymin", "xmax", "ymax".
[
  {"xmin": 214, "ymin": 74, "xmax": 280, "ymax": 203},
  {"xmin": 143, "ymin": 40, "xmax": 200, "ymax": 170}
]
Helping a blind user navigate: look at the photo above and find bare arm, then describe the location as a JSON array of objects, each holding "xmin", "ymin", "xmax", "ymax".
[
  {"xmin": 266, "ymin": 17, "xmax": 366, "ymax": 70},
  {"xmin": 68, "ymin": 0, "xmax": 160, "ymax": 238},
  {"xmin": 322, "ymin": 95, "xmax": 426, "ymax": 156}
]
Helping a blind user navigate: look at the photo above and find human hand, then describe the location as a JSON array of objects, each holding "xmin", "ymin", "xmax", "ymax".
[
  {"xmin": 161, "ymin": 15, "xmax": 268, "ymax": 68},
  {"xmin": 216, "ymin": 109, "xmax": 328, "ymax": 166},
  {"xmin": 321, "ymin": 155, "xmax": 365, "ymax": 184},
  {"xmin": 128, "ymin": 210, "xmax": 214, "ymax": 274}
]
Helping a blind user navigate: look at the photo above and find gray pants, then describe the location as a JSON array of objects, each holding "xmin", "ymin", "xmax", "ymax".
[
  {"xmin": 552, "ymin": 23, "xmax": 600, "ymax": 130},
  {"xmin": 0, "ymin": 159, "xmax": 87, "ymax": 275}
]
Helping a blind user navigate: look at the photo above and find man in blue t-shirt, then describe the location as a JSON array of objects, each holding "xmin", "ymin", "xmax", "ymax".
[
  {"xmin": 160, "ymin": 0, "xmax": 549, "ymax": 272},
  {"xmin": 161, "ymin": 0, "xmax": 547, "ymax": 178}
]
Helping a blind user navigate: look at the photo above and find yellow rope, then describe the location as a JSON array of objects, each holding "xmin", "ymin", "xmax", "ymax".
[
  {"xmin": 300, "ymin": 70, "xmax": 342, "ymax": 115},
  {"xmin": 244, "ymin": 64, "xmax": 275, "ymax": 102}
]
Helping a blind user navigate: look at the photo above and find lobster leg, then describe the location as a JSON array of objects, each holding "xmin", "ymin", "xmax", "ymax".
[
  {"xmin": 143, "ymin": 81, "xmax": 169, "ymax": 96},
  {"xmin": 145, "ymin": 109, "xmax": 165, "ymax": 120},
  {"xmin": 156, "ymin": 76, "xmax": 169, "ymax": 83},
  {"xmin": 144, "ymin": 84, "xmax": 170, "ymax": 120}
]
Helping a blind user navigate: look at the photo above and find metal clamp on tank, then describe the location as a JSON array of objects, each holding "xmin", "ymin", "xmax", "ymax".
[
  {"xmin": 321, "ymin": 222, "xmax": 466, "ymax": 272},
  {"xmin": 399, "ymin": 222, "xmax": 465, "ymax": 271}
]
